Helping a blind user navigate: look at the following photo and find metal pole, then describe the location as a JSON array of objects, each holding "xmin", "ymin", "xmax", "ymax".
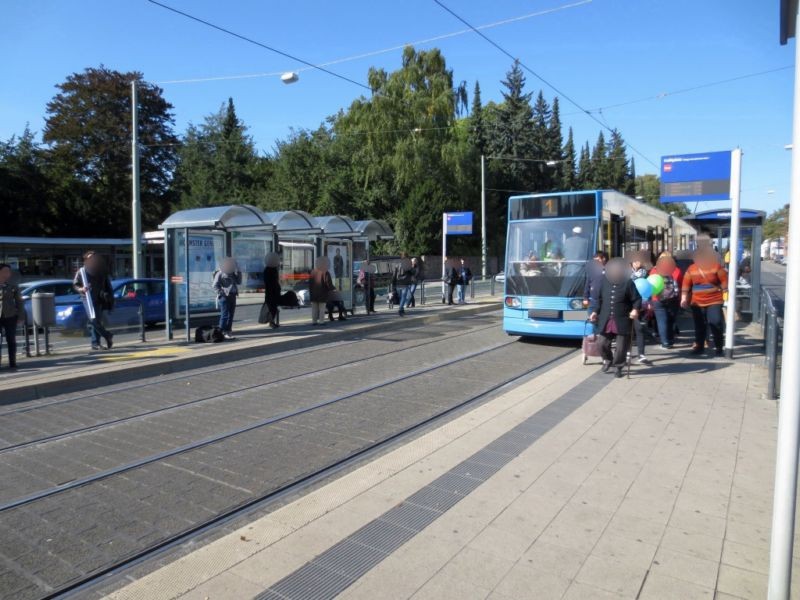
[
  {"xmin": 131, "ymin": 80, "xmax": 143, "ymax": 279},
  {"xmin": 724, "ymin": 148, "xmax": 742, "ymax": 358},
  {"xmin": 481, "ymin": 154, "xmax": 487, "ymax": 280},
  {"xmin": 184, "ymin": 228, "xmax": 191, "ymax": 343},
  {"xmin": 768, "ymin": 7, "xmax": 800, "ymax": 594},
  {"xmin": 442, "ymin": 213, "xmax": 447, "ymax": 303}
]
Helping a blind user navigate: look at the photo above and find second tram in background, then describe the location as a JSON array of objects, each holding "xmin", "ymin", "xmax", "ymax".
[{"xmin": 503, "ymin": 190, "xmax": 696, "ymax": 338}]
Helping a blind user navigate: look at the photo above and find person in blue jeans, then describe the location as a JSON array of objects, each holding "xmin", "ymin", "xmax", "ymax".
[
  {"xmin": 457, "ymin": 258, "xmax": 472, "ymax": 304},
  {"xmin": 398, "ymin": 258, "xmax": 419, "ymax": 316},
  {"xmin": 651, "ymin": 254, "xmax": 680, "ymax": 349},
  {"xmin": 73, "ymin": 251, "xmax": 115, "ymax": 351},
  {"xmin": 213, "ymin": 258, "xmax": 241, "ymax": 339}
]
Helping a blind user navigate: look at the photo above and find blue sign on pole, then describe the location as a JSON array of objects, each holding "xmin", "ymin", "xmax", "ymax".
[
  {"xmin": 660, "ymin": 150, "xmax": 732, "ymax": 203},
  {"xmin": 445, "ymin": 212, "xmax": 473, "ymax": 235}
]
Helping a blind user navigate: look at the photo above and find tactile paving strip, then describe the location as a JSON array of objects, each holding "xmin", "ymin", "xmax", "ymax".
[{"xmin": 256, "ymin": 372, "xmax": 611, "ymax": 600}]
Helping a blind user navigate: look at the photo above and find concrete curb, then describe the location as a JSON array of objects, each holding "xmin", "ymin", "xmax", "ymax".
[{"xmin": 2, "ymin": 302, "xmax": 500, "ymax": 404}]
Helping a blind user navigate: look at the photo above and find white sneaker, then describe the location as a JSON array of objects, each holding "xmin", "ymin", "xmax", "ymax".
[
  {"xmin": 223, "ymin": 332, "xmax": 235, "ymax": 340},
  {"xmin": 637, "ymin": 355, "xmax": 650, "ymax": 364}
]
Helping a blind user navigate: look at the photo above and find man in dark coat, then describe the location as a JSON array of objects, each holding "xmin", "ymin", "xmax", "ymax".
[
  {"xmin": 73, "ymin": 251, "xmax": 115, "ymax": 350},
  {"xmin": 589, "ymin": 257, "xmax": 642, "ymax": 378}
]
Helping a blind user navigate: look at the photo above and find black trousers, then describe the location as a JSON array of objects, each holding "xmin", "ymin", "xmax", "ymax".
[
  {"xmin": 447, "ymin": 284, "xmax": 456, "ymax": 305},
  {"xmin": 691, "ymin": 304, "xmax": 725, "ymax": 350},
  {"xmin": 600, "ymin": 331, "xmax": 630, "ymax": 368},
  {"xmin": 0, "ymin": 316, "xmax": 17, "ymax": 368}
]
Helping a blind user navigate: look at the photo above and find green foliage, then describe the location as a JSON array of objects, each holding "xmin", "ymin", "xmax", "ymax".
[
  {"xmin": 42, "ymin": 66, "xmax": 178, "ymax": 235},
  {"xmin": 633, "ymin": 173, "xmax": 690, "ymax": 216},
  {"xmin": 764, "ymin": 204, "xmax": 789, "ymax": 240},
  {"xmin": 174, "ymin": 98, "xmax": 263, "ymax": 208},
  {"xmin": 0, "ymin": 127, "xmax": 52, "ymax": 235}
]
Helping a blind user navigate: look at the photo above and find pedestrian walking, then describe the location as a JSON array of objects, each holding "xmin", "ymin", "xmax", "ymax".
[
  {"xmin": 651, "ymin": 253, "xmax": 680, "ymax": 349},
  {"xmin": 443, "ymin": 258, "xmax": 458, "ymax": 305},
  {"xmin": 357, "ymin": 260, "xmax": 376, "ymax": 314},
  {"xmin": 681, "ymin": 248, "xmax": 728, "ymax": 356},
  {"xmin": 589, "ymin": 257, "xmax": 642, "ymax": 378},
  {"xmin": 398, "ymin": 258, "xmax": 420, "ymax": 316},
  {"xmin": 457, "ymin": 258, "xmax": 473, "ymax": 304},
  {"xmin": 310, "ymin": 256, "xmax": 334, "ymax": 326},
  {"xmin": 212, "ymin": 257, "xmax": 241, "ymax": 340},
  {"xmin": 262, "ymin": 252, "xmax": 281, "ymax": 329},
  {"xmin": 630, "ymin": 258, "xmax": 651, "ymax": 364},
  {"xmin": 73, "ymin": 251, "xmax": 115, "ymax": 350},
  {"xmin": 0, "ymin": 264, "xmax": 23, "ymax": 370}
]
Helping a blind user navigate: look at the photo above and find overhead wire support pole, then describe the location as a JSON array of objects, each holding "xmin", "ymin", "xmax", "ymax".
[
  {"xmin": 481, "ymin": 154, "xmax": 487, "ymax": 280},
  {"xmin": 131, "ymin": 80, "xmax": 142, "ymax": 279},
  {"xmin": 768, "ymin": 4, "xmax": 800, "ymax": 597}
]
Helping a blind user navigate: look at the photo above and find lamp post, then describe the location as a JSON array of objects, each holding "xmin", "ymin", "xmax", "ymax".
[{"xmin": 480, "ymin": 155, "xmax": 564, "ymax": 280}]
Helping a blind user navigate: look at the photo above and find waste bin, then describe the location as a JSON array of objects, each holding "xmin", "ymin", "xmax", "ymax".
[{"xmin": 32, "ymin": 292, "xmax": 56, "ymax": 327}]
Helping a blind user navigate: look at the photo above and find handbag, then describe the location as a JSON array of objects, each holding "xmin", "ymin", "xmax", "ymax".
[
  {"xmin": 582, "ymin": 320, "xmax": 603, "ymax": 363},
  {"xmin": 258, "ymin": 303, "xmax": 272, "ymax": 324}
]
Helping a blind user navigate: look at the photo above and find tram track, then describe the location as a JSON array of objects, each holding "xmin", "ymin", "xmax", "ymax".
[
  {"xmin": 0, "ymin": 322, "xmax": 499, "ymax": 455},
  {"xmin": 47, "ymin": 344, "xmax": 575, "ymax": 600},
  {"xmin": 0, "ymin": 315, "xmax": 575, "ymax": 600}
]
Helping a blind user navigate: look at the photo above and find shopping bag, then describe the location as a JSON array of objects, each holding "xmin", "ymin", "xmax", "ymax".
[{"xmin": 258, "ymin": 303, "xmax": 272, "ymax": 324}]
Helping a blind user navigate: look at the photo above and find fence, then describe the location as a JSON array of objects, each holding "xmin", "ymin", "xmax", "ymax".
[{"xmin": 760, "ymin": 287, "xmax": 784, "ymax": 400}]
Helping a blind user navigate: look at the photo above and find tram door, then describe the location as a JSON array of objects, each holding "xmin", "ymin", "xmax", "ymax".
[
  {"xmin": 322, "ymin": 239, "xmax": 353, "ymax": 310},
  {"xmin": 603, "ymin": 214, "xmax": 626, "ymax": 258}
]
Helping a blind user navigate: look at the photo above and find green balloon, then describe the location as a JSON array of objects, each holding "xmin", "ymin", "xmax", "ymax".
[{"xmin": 647, "ymin": 274, "xmax": 665, "ymax": 296}]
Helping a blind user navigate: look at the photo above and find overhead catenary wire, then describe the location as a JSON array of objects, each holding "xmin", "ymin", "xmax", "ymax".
[
  {"xmin": 431, "ymin": 0, "xmax": 659, "ymax": 169},
  {"xmin": 154, "ymin": 0, "xmax": 592, "ymax": 85},
  {"xmin": 564, "ymin": 65, "xmax": 794, "ymax": 116},
  {"xmin": 145, "ymin": 0, "xmax": 373, "ymax": 93}
]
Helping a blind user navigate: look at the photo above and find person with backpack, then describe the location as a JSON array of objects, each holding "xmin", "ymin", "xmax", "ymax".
[
  {"xmin": 651, "ymin": 253, "xmax": 680, "ymax": 349},
  {"xmin": 0, "ymin": 263, "xmax": 23, "ymax": 370},
  {"xmin": 262, "ymin": 252, "xmax": 281, "ymax": 329},
  {"xmin": 212, "ymin": 257, "xmax": 241, "ymax": 340},
  {"xmin": 309, "ymin": 256, "xmax": 334, "ymax": 326},
  {"xmin": 630, "ymin": 258, "xmax": 651, "ymax": 365},
  {"xmin": 73, "ymin": 251, "xmax": 115, "ymax": 350}
]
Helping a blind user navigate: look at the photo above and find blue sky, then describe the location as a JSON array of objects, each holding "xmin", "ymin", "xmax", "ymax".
[{"xmin": 1, "ymin": 0, "xmax": 794, "ymax": 214}]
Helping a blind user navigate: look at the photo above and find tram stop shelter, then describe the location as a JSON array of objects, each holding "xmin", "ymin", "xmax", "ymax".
[
  {"xmin": 685, "ymin": 208, "xmax": 766, "ymax": 320},
  {"xmin": 161, "ymin": 205, "xmax": 275, "ymax": 341},
  {"xmin": 351, "ymin": 220, "xmax": 395, "ymax": 309}
]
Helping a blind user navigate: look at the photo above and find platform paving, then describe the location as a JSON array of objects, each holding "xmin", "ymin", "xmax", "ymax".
[{"xmin": 105, "ymin": 323, "xmax": 793, "ymax": 600}]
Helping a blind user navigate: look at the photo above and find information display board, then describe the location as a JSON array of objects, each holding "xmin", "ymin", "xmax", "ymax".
[{"xmin": 660, "ymin": 151, "xmax": 732, "ymax": 203}]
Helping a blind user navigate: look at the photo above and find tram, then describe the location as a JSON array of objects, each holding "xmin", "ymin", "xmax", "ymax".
[{"xmin": 502, "ymin": 190, "xmax": 695, "ymax": 338}]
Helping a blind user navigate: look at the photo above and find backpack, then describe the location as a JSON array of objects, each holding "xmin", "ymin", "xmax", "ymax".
[{"xmin": 195, "ymin": 325, "xmax": 225, "ymax": 343}]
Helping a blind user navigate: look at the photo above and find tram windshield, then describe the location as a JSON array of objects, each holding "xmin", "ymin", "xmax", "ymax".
[{"xmin": 505, "ymin": 219, "xmax": 596, "ymax": 297}]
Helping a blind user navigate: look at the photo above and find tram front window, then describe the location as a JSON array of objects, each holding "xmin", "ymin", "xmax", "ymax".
[{"xmin": 506, "ymin": 219, "xmax": 596, "ymax": 297}]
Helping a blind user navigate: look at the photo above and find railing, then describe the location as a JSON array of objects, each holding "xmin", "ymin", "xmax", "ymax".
[{"xmin": 760, "ymin": 287, "xmax": 784, "ymax": 400}]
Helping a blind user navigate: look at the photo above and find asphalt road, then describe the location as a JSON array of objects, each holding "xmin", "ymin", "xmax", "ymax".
[
  {"xmin": 0, "ymin": 311, "xmax": 573, "ymax": 600},
  {"xmin": 761, "ymin": 259, "xmax": 787, "ymax": 300}
]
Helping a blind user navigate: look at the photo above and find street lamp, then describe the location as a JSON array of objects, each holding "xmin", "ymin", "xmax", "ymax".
[{"xmin": 281, "ymin": 71, "xmax": 299, "ymax": 84}]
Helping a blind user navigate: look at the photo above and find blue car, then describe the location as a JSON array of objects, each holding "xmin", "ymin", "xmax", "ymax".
[
  {"xmin": 19, "ymin": 279, "xmax": 76, "ymax": 325},
  {"xmin": 56, "ymin": 278, "xmax": 166, "ymax": 332}
]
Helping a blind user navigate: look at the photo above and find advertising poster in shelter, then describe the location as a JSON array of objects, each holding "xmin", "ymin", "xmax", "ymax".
[
  {"xmin": 327, "ymin": 244, "xmax": 349, "ymax": 290},
  {"xmin": 173, "ymin": 232, "xmax": 224, "ymax": 314}
]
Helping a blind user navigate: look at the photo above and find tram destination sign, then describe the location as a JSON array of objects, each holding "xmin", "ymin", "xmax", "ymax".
[{"xmin": 660, "ymin": 150, "xmax": 732, "ymax": 203}]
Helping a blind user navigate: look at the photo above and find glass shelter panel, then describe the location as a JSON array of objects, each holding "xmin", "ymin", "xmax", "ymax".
[
  {"xmin": 231, "ymin": 231, "xmax": 273, "ymax": 297},
  {"xmin": 323, "ymin": 240, "xmax": 353, "ymax": 309}
]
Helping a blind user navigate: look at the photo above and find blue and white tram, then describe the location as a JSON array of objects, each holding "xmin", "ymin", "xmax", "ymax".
[{"xmin": 502, "ymin": 190, "xmax": 695, "ymax": 338}]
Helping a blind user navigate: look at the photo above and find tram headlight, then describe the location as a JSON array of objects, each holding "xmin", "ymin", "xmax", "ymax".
[
  {"xmin": 504, "ymin": 296, "xmax": 521, "ymax": 309},
  {"xmin": 569, "ymin": 298, "xmax": 585, "ymax": 310}
]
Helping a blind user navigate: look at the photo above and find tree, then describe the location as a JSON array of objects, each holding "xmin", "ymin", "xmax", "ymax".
[
  {"xmin": 607, "ymin": 129, "xmax": 629, "ymax": 191},
  {"xmin": 561, "ymin": 127, "xmax": 577, "ymax": 190},
  {"xmin": 545, "ymin": 97, "xmax": 564, "ymax": 190},
  {"xmin": 0, "ymin": 127, "xmax": 52, "ymax": 234},
  {"xmin": 42, "ymin": 66, "xmax": 179, "ymax": 235},
  {"xmin": 590, "ymin": 131, "xmax": 611, "ymax": 189},
  {"xmin": 469, "ymin": 81, "xmax": 487, "ymax": 156},
  {"xmin": 764, "ymin": 204, "xmax": 789, "ymax": 240},
  {"xmin": 174, "ymin": 98, "xmax": 264, "ymax": 208},
  {"xmin": 634, "ymin": 173, "xmax": 690, "ymax": 216},
  {"xmin": 577, "ymin": 142, "xmax": 592, "ymax": 188}
]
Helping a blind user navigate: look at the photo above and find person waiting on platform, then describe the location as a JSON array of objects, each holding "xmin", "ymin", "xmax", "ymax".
[
  {"xmin": 590, "ymin": 257, "xmax": 642, "ymax": 378},
  {"xmin": 310, "ymin": 256, "xmax": 334, "ymax": 326},
  {"xmin": 262, "ymin": 252, "xmax": 281, "ymax": 329},
  {"xmin": 443, "ymin": 257, "xmax": 458, "ymax": 306},
  {"xmin": 357, "ymin": 260, "xmax": 376, "ymax": 314},
  {"xmin": 630, "ymin": 257, "xmax": 651, "ymax": 365},
  {"xmin": 681, "ymin": 248, "xmax": 728, "ymax": 356},
  {"xmin": 212, "ymin": 258, "xmax": 242, "ymax": 340},
  {"xmin": 457, "ymin": 258, "xmax": 473, "ymax": 304},
  {"xmin": 0, "ymin": 263, "xmax": 23, "ymax": 370},
  {"xmin": 326, "ymin": 289, "xmax": 348, "ymax": 322}
]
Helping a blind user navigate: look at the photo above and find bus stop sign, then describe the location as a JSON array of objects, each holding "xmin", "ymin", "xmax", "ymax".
[
  {"xmin": 445, "ymin": 212, "xmax": 473, "ymax": 235},
  {"xmin": 660, "ymin": 150, "xmax": 732, "ymax": 203}
]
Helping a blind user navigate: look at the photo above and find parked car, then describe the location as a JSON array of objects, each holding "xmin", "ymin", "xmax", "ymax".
[
  {"xmin": 56, "ymin": 278, "xmax": 166, "ymax": 332},
  {"xmin": 494, "ymin": 272, "xmax": 505, "ymax": 284},
  {"xmin": 19, "ymin": 279, "xmax": 75, "ymax": 325}
]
